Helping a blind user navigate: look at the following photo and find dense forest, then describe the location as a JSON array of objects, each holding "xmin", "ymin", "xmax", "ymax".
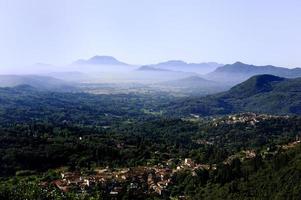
[{"xmin": 0, "ymin": 76, "xmax": 301, "ymax": 199}]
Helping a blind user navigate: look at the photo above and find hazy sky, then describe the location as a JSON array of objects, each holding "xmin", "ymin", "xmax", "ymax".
[{"xmin": 0, "ymin": 0, "xmax": 301, "ymax": 72}]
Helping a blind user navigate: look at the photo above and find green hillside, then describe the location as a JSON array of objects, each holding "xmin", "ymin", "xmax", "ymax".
[{"xmin": 169, "ymin": 75, "xmax": 301, "ymax": 116}]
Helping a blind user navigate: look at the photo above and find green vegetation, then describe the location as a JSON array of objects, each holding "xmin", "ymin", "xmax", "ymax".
[
  {"xmin": 0, "ymin": 74, "xmax": 301, "ymax": 199},
  {"xmin": 170, "ymin": 145, "xmax": 301, "ymax": 200},
  {"xmin": 169, "ymin": 75, "xmax": 301, "ymax": 116}
]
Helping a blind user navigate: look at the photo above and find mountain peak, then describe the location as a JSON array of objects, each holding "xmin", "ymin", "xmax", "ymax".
[
  {"xmin": 232, "ymin": 61, "xmax": 247, "ymax": 66},
  {"xmin": 74, "ymin": 56, "xmax": 128, "ymax": 66}
]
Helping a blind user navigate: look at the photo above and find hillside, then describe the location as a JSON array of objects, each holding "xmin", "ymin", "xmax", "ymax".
[{"xmin": 168, "ymin": 74, "xmax": 301, "ymax": 116}]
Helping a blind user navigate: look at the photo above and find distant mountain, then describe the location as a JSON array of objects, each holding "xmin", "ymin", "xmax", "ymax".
[
  {"xmin": 169, "ymin": 74, "xmax": 301, "ymax": 116},
  {"xmin": 74, "ymin": 56, "xmax": 129, "ymax": 66},
  {"xmin": 0, "ymin": 75, "xmax": 77, "ymax": 92},
  {"xmin": 146, "ymin": 60, "xmax": 223, "ymax": 74},
  {"xmin": 137, "ymin": 65, "xmax": 171, "ymax": 71},
  {"xmin": 207, "ymin": 62, "xmax": 301, "ymax": 84},
  {"xmin": 160, "ymin": 76, "xmax": 222, "ymax": 88},
  {"xmin": 69, "ymin": 56, "xmax": 135, "ymax": 74}
]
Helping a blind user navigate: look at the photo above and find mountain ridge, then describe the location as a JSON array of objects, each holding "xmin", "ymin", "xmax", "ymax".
[
  {"xmin": 207, "ymin": 62, "xmax": 301, "ymax": 84},
  {"xmin": 145, "ymin": 60, "xmax": 223, "ymax": 74}
]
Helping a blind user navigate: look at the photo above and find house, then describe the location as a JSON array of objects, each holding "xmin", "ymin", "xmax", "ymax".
[
  {"xmin": 184, "ymin": 158, "xmax": 195, "ymax": 168},
  {"xmin": 53, "ymin": 180, "xmax": 69, "ymax": 193}
]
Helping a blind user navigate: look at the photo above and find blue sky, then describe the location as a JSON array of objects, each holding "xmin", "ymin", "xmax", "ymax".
[{"xmin": 0, "ymin": 0, "xmax": 301, "ymax": 71}]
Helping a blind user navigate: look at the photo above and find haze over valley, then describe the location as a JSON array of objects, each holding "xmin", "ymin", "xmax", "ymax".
[
  {"xmin": 2, "ymin": 55, "xmax": 301, "ymax": 97},
  {"xmin": 1, "ymin": 1, "xmax": 301, "ymax": 199}
]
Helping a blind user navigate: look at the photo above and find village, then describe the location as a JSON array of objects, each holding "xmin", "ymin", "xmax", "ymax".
[
  {"xmin": 41, "ymin": 158, "xmax": 212, "ymax": 198},
  {"xmin": 213, "ymin": 112, "xmax": 289, "ymax": 126},
  {"xmin": 187, "ymin": 112, "xmax": 290, "ymax": 127},
  {"xmin": 38, "ymin": 112, "xmax": 301, "ymax": 199},
  {"xmin": 39, "ymin": 133, "xmax": 301, "ymax": 199}
]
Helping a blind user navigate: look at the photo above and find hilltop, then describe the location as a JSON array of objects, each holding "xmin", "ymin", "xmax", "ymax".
[{"xmin": 168, "ymin": 74, "xmax": 301, "ymax": 116}]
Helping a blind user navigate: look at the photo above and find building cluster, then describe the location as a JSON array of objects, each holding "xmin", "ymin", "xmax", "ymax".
[
  {"xmin": 223, "ymin": 149, "xmax": 257, "ymax": 165},
  {"xmin": 48, "ymin": 158, "xmax": 211, "ymax": 197},
  {"xmin": 281, "ymin": 139, "xmax": 301, "ymax": 150},
  {"xmin": 213, "ymin": 113, "xmax": 288, "ymax": 126},
  {"xmin": 194, "ymin": 139, "xmax": 214, "ymax": 146},
  {"xmin": 41, "ymin": 135, "xmax": 301, "ymax": 199},
  {"xmin": 52, "ymin": 167, "xmax": 148, "ymax": 197},
  {"xmin": 242, "ymin": 150, "xmax": 257, "ymax": 159}
]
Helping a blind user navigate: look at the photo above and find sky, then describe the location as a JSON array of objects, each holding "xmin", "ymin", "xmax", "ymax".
[{"xmin": 0, "ymin": 0, "xmax": 301, "ymax": 73}]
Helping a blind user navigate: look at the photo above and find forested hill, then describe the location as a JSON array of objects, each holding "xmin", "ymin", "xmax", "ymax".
[
  {"xmin": 1, "ymin": 74, "xmax": 301, "ymax": 125},
  {"xmin": 168, "ymin": 74, "xmax": 301, "ymax": 116}
]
